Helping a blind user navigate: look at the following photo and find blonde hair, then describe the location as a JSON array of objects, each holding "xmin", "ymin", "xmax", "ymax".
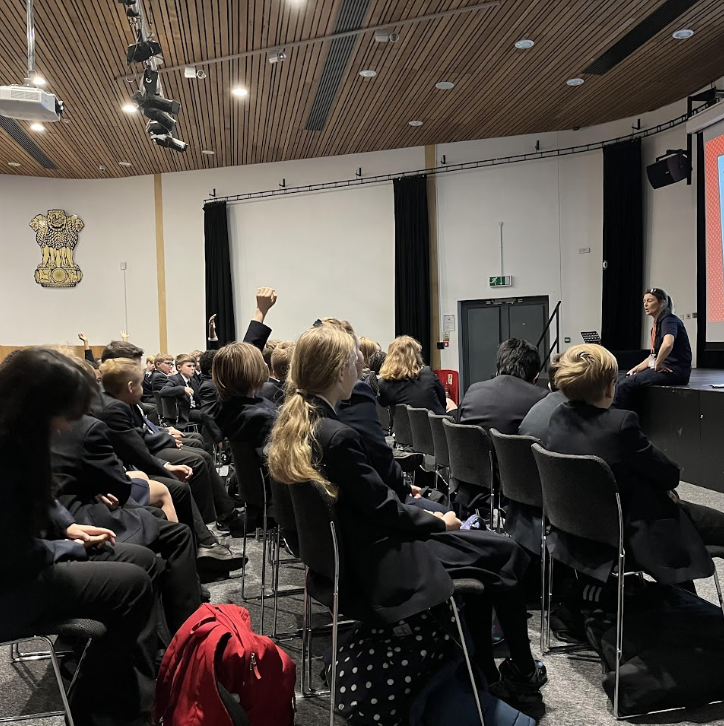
[
  {"xmin": 154, "ymin": 353, "xmax": 173, "ymax": 367},
  {"xmin": 100, "ymin": 358, "xmax": 142, "ymax": 395},
  {"xmin": 555, "ymin": 344, "xmax": 618, "ymax": 403},
  {"xmin": 212, "ymin": 342, "xmax": 268, "ymax": 401},
  {"xmin": 270, "ymin": 341, "xmax": 294, "ymax": 382},
  {"xmin": 380, "ymin": 335, "xmax": 424, "ymax": 381},
  {"xmin": 268, "ymin": 326, "xmax": 356, "ymax": 498},
  {"xmin": 175, "ymin": 353, "xmax": 195, "ymax": 368},
  {"xmin": 263, "ymin": 339, "xmax": 281, "ymax": 369},
  {"xmin": 358, "ymin": 337, "xmax": 378, "ymax": 367},
  {"xmin": 321, "ymin": 317, "xmax": 355, "ymax": 337},
  {"xmin": 146, "ymin": 356, "xmax": 155, "ymax": 365}
]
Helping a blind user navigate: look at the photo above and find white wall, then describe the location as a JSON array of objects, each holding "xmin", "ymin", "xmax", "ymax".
[{"xmin": 0, "ymin": 175, "xmax": 158, "ymax": 351}]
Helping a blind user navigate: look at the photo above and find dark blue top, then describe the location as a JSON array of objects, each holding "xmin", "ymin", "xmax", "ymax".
[{"xmin": 653, "ymin": 309, "xmax": 692, "ymax": 377}]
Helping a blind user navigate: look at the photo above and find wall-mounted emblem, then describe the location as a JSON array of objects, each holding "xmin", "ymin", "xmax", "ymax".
[{"xmin": 30, "ymin": 209, "xmax": 84, "ymax": 287}]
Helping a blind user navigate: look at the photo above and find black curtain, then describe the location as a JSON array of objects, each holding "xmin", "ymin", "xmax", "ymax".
[
  {"xmin": 393, "ymin": 175, "xmax": 431, "ymax": 364},
  {"xmin": 601, "ymin": 138, "xmax": 644, "ymax": 350},
  {"xmin": 204, "ymin": 201, "xmax": 236, "ymax": 345}
]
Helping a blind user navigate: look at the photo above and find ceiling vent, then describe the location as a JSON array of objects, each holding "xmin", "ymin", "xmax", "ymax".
[{"xmin": 0, "ymin": 116, "xmax": 57, "ymax": 168}]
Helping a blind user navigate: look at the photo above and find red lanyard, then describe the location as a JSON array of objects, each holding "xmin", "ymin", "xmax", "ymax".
[{"xmin": 650, "ymin": 320, "xmax": 657, "ymax": 354}]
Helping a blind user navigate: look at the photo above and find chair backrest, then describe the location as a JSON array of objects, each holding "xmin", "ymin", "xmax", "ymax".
[
  {"xmin": 269, "ymin": 476, "xmax": 297, "ymax": 535},
  {"xmin": 531, "ymin": 444, "xmax": 622, "ymax": 549},
  {"xmin": 428, "ymin": 413, "xmax": 451, "ymax": 468},
  {"xmin": 407, "ymin": 406, "xmax": 435, "ymax": 457},
  {"xmin": 376, "ymin": 401, "xmax": 391, "ymax": 434},
  {"xmin": 442, "ymin": 418, "xmax": 494, "ymax": 490},
  {"xmin": 152, "ymin": 390, "xmax": 163, "ymax": 412},
  {"xmin": 228, "ymin": 441, "xmax": 267, "ymax": 510},
  {"xmin": 159, "ymin": 395, "xmax": 179, "ymax": 423},
  {"xmin": 392, "ymin": 404, "xmax": 414, "ymax": 448},
  {"xmin": 489, "ymin": 429, "xmax": 543, "ymax": 509},
  {"xmin": 288, "ymin": 481, "xmax": 342, "ymax": 582}
]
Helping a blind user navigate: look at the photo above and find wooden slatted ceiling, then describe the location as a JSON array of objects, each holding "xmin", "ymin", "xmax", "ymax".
[{"xmin": 0, "ymin": 0, "xmax": 723, "ymax": 179}]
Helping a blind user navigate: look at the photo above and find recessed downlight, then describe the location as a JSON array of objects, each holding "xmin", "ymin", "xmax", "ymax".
[
  {"xmin": 119, "ymin": 161, "xmax": 132, "ymax": 167},
  {"xmin": 672, "ymin": 28, "xmax": 694, "ymax": 39},
  {"xmin": 359, "ymin": 69, "xmax": 377, "ymax": 78},
  {"xmin": 32, "ymin": 74, "xmax": 46, "ymax": 86},
  {"xmin": 122, "ymin": 103, "xmax": 137, "ymax": 113},
  {"xmin": 30, "ymin": 122, "xmax": 45, "ymax": 131},
  {"xmin": 409, "ymin": 120, "xmax": 423, "ymax": 127},
  {"xmin": 8, "ymin": 162, "xmax": 20, "ymax": 167},
  {"xmin": 201, "ymin": 149, "xmax": 215, "ymax": 155},
  {"xmin": 514, "ymin": 39, "xmax": 535, "ymax": 49},
  {"xmin": 232, "ymin": 87, "xmax": 248, "ymax": 97},
  {"xmin": 435, "ymin": 81, "xmax": 455, "ymax": 90},
  {"xmin": 566, "ymin": 78, "xmax": 585, "ymax": 87}
]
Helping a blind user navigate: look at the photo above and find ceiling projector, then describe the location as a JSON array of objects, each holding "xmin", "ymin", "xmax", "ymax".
[{"xmin": 0, "ymin": 84, "xmax": 64, "ymax": 122}]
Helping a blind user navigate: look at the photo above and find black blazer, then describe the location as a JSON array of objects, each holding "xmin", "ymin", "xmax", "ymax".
[
  {"xmin": 337, "ymin": 379, "xmax": 407, "ymax": 501},
  {"xmin": 198, "ymin": 374, "xmax": 218, "ymax": 413},
  {"xmin": 546, "ymin": 401, "xmax": 712, "ymax": 584},
  {"xmin": 260, "ymin": 378, "xmax": 285, "ymax": 408},
  {"xmin": 378, "ymin": 366, "xmax": 446, "ymax": 415},
  {"xmin": 215, "ymin": 394, "xmax": 277, "ymax": 459},
  {"xmin": 160, "ymin": 373, "xmax": 201, "ymax": 422},
  {"xmin": 458, "ymin": 375, "xmax": 547, "ymax": 433},
  {"xmin": 51, "ymin": 415, "xmax": 160, "ymax": 545},
  {"xmin": 311, "ymin": 399, "xmax": 453, "ymax": 622},
  {"xmin": 142, "ymin": 370, "xmax": 169, "ymax": 403},
  {"xmin": 93, "ymin": 393, "xmax": 170, "ymax": 478}
]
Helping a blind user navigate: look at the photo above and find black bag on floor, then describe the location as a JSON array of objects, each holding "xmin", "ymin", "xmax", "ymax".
[{"xmin": 598, "ymin": 582, "xmax": 724, "ymax": 715}]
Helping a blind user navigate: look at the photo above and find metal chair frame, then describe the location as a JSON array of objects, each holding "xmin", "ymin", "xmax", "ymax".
[{"xmin": 158, "ymin": 394, "xmax": 199, "ymax": 433}]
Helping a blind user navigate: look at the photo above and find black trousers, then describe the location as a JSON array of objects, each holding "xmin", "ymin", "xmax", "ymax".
[
  {"xmin": 153, "ymin": 474, "xmax": 217, "ymax": 547},
  {"xmin": 146, "ymin": 519, "xmax": 201, "ymax": 632},
  {"xmin": 613, "ymin": 368, "xmax": 689, "ymax": 411},
  {"xmin": 155, "ymin": 444, "xmax": 234, "ymax": 523},
  {"xmin": 680, "ymin": 499, "xmax": 724, "ymax": 548},
  {"xmin": 0, "ymin": 544, "xmax": 158, "ymax": 723}
]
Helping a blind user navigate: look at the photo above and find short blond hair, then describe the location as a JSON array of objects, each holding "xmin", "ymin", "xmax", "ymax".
[
  {"xmin": 213, "ymin": 342, "xmax": 268, "ymax": 400},
  {"xmin": 175, "ymin": 354, "xmax": 195, "ymax": 368},
  {"xmin": 320, "ymin": 317, "xmax": 355, "ymax": 337},
  {"xmin": 270, "ymin": 341, "xmax": 294, "ymax": 382},
  {"xmin": 555, "ymin": 345, "xmax": 618, "ymax": 403},
  {"xmin": 263, "ymin": 339, "xmax": 281, "ymax": 369},
  {"xmin": 380, "ymin": 335, "xmax": 423, "ymax": 381},
  {"xmin": 100, "ymin": 358, "xmax": 142, "ymax": 396},
  {"xmin": 154, "ymin": 353, "xmax": 173, "ymax": 367}
]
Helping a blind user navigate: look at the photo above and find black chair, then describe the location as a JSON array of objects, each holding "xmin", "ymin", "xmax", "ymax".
[
  {"xmin": 289, "ymin": 481, "xmax": 485, "ymax": 726},
  {"xmin": 375, "ymin": 401, "xmax": 391, "ymax": 435},
  {"xmin": 1, "ymin": 618, "xmax": 107, "ymax": 726},
  {"xmin": 489, "ymin": 428, "xmax": 543, "ymax": 553},
  {"xmin": 158, "ymin": 395, "xmax": 200, "ymax": 433},
  {"xmin": 442, "ymin": 418, "xmax": 499, "ymax": 528},
  {"xmin": 152, "ymin": 391, "xmax": 166, "ymax": 425},
  {"xmin": 407, "ymin": 406, "xmax": 437, "ymax": 474},
  {"xmin": 428, "ymin": 412, "xmax": 452, "ymax": 485},
  {"xmin": 392, "ymin": 404, "xmax": 414, "ymax": 449},
  {"xmin": 229, "ymin": 441, "xmax": 274, "ymax": 632}
]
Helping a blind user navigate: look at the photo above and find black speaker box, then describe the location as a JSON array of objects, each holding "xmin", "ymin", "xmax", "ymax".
[{"xmin": 646, "ymin": 152, "xmax": 691, "ymax": 189}]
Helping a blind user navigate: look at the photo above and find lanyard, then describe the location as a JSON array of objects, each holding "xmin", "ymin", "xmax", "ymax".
[{"xmin": 650, "ymin": 320, "xmax": 657, "ymax": 354}]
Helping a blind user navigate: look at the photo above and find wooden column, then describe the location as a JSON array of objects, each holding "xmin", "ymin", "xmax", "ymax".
[
  {"xmin": 425, "ymin": 145, "xmax": 441, "ymax": 369},
  {"xmin": 154, "ymin": 174, "xmax": 168, "ymax": 352}
]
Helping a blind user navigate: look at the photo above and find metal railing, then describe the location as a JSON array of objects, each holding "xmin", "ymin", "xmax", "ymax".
[{"xmin": 537, "ymin": 301, "xmax": 561, "ymax": 372}]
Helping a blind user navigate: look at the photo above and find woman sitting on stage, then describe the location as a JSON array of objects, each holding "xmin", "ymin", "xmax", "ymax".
[
  {"xmin": 267, "ymin": 324, "xmax": 547, "ymax": 718},
  {"xmin": 614, "ymin": 287, "xmax": 692, "ymax": 410}
]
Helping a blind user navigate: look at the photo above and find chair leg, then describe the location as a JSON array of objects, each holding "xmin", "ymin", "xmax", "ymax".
[
  {"xmin": 241, "ymin": 508, "xmax": 248, "ymax": 600},
  {"xmin": 450, "ymin": 597, "xmax": 485, "ymax": 726},
  {"xmin": 613, "ymin": 554, "xmax": 626, "ymax": 719},
  {"xmin": 545, "ymin": 553, "xmax": 554, "ymax": 653},
  {"xmin": 260, "ymin": 508, "xmax": 268, "ymax": 634},
  {"xmin": 713, "ymin": 566, "xmax": 724, "ymax": 622},
  {"xmin": 273, "ymin": 526, "xmax": 281, "ymax": 638},
  {"xmin": 43, "ymin": 636, "xmax": 74, "ymax": 726},
  {"xmin": 301, "ymin": 568, "xmax": 310, "ymax": 695},
  {"xmin": 539, "ymin": 533, "xmax": 547, "ymax": 655},
  {"xmin": 67, "ymin": 635, "xmax": 95, "ymax": 697},
  {"xmin": 329, "ymin": 523, "xmax": 340, "ymax": 726}
]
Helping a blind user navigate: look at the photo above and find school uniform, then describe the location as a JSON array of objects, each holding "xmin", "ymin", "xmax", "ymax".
[
  {"xmin": 260, "ymin": 377, "xmax": 285, "ymax": 408},
  {"xmin": 142, "ymin": 369, "xmax": 169, "ymax": 404},
  {"xmin": 378, "ymin": 366, "xmax": 447, "ymax": 415}
]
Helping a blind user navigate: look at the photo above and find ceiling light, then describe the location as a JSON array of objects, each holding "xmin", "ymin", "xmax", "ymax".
[
  {"xmin": 435, "ymin": 81, "xmax": 455, "ymax": 90},
  {"xmin": 672, "ymin": 28, "xmax": 694, "ymax": 39},
  {"xmin": 8, "ymin": 162, "xmax": 20, "ymax": 167},
  {"xmin": 184, "ymin": 65, "xmax": 197, "ymax": 78},
  {"xmin": 232, "ymin": 86, "xmax": 248, "ymax": 97},
  {"xmin": 269, "ymin": 49, "xmax": 287, "ymax": 64},
  {"xmin": 359, "ymin": 69, "xmax": 377, "ymax": 78},
  {"xmin": 566, "ymin": 78, "xmax": 585, "ymax": 87},
  {"xmin": 32, "ymin": 74, "xmax": 46, "ymax": 86},
  {"xmin": 119, "ymin": 161, "xmax": 132, "ymax": 166},
  {"xmin": 514, "ymin": 39, "xmax": 535, "ymax": 49},
  {"xmin": 122, "ymin": 103, "xmax": 138, "ymax": 113},
  {"xmin": 201, "ymin": 149, "xmax": 215, "ymax": 155},
  {"xmin": 409, "ymin": 120, "xmax": 423, "ymax": 127},
  {"xmin": 30, "ymin": 122, "xmax": 45, "ymax": 131}
]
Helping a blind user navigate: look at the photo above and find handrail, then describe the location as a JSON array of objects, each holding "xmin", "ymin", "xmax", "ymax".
[{"xmin": 537, "ymin": 301, "xmax": 561, "ymax": 372}]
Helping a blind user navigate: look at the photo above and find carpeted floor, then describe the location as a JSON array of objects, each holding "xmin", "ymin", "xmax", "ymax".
[{"xmin": 3, "ymin": 481, "xmax": 724, "ymax": 725}]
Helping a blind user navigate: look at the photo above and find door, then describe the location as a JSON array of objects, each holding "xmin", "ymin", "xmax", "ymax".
[{"xmin": 460, "ymin": 296, "xmax": 549, "ymax": 394}]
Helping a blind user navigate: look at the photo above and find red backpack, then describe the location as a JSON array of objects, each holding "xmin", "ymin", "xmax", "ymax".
[{"xmin": 154, "ymin": 604, "xmax": 296, "ymax": 726}]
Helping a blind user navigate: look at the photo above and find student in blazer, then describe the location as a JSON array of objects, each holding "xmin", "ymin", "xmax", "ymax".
[
  {"xmin": 268, "ymin": 325, "xmax": 546, "ymax": 715},
  {"xmin": 546, "ymin": 344, "xmax": 723, "ymax": 586}
]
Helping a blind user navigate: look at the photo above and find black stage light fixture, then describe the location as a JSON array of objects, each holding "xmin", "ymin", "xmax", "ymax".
[
  {"xmin": 146, "ymin": 120, "xmax": 166, "ymax": 135},
  {"xmin": 151, "ymin": 133, "xmax": 188, "ymax": 152},
  {"xmin": 143, "ymin": 96, "xmax": 180, "ymax": 115},
  {"xmin": 646, "ymin": 149, "xmax": 691, "ymax": 189},
  {"xmin": 142, "ymin": 106, "xmax": 176, "ymax": 132},
  {"xmin": 127, "ymin": 33, "xmax": 162, "ymax": 64},
  {"xmin": 117, "ymin": 0, "xmax": 140, "ymax": 18}
]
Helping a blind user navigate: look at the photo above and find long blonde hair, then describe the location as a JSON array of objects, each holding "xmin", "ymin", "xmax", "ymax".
[
  {"xmin": 358, "ymin": 336, "xmax": 378, "ymax": 366},
  {"xmin": 379, "ymin": 335, "xmax": 423, "ymax": 381},
  {"xmin": 555, "ymin": 344, "xmax": 618, "ymax": 403},
  {"xmin": 267, "ymin": 325, "xmax": 356, "ymax": 498}
]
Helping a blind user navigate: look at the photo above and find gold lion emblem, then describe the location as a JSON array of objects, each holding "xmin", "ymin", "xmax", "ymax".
[{"xmin": 30, "ymin": 209, "xmax": 84, "ymax": 288}]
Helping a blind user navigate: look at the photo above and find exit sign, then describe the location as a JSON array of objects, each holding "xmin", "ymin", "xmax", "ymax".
[{"xmin": 489, "ymin": 275, "xmax": 513, "ymax": 287}]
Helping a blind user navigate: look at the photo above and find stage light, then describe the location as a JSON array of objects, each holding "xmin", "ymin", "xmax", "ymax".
[
  {"xmin": 122, "ymin": 103, "xmax": 138, "ymax": 113},
  {"xmin": 142, "ymin": 106, "xmax": 176, "ymax": 132},
  {"xmin": 117, "ymin": 0, "xmax": 140, "ymax": 18},
  {"xmin": 151, "ymin": 133, "xmax": 187, "ymax": 152},
  {"xmin": 268, "ymin": 49, "xmax": 287, "ymax": 64}
]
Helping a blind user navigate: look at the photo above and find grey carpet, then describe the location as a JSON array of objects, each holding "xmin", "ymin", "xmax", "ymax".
[{"xmin": 3, "ymin": 481, "xmax": 724, "ymax": 725}]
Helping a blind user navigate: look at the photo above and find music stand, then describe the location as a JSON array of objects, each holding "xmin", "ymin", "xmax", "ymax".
[{"xmin": 581, "ymin": 331, "xmax": 602, "ymax": 345}]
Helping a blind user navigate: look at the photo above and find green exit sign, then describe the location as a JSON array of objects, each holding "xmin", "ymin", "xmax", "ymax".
[{"xmin": 489, "ymin": 275, "xmax": 513, "ymax": 287}]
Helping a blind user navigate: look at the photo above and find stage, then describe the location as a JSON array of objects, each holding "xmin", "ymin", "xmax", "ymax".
[{"xmin": 639, "ymin": 369, "xmax": 724, "ymax": 493}]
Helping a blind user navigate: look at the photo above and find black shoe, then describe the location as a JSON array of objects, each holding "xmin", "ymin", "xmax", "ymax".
[
  {"xmin": 489, "ymin": 659, "xmax": 547, "ymax": 721},
  {"xmin": 196, "ymin": 543, "xmax": 246, "ymax": 573},
  {"xmin": 216, "ymin": 509, "xmax": 246, "ymax": 538}
]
